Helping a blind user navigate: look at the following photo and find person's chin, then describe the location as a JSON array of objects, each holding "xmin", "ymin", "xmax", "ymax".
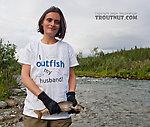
[{"xmin": 46, "ymin": 32, "xmax": 57, "ymax": 36}]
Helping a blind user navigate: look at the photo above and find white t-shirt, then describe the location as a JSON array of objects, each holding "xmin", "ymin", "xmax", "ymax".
[{"xmin": 18, "ymin": 40, "xmax": 79, "ymax": 120}]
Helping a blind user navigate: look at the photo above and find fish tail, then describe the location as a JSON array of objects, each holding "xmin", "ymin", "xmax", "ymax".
[
  {"xmin": 85, "ymin": 107, "xmax": 89, "ymax": 111},
  {"xmin": 34, "ymin": 110, "xmax": 42, "ymax": 120}
]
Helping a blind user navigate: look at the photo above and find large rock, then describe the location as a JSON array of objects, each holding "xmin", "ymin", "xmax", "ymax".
[{"xmin": 0, "ymin": 101, "xmax": 7, "ymax": 109}]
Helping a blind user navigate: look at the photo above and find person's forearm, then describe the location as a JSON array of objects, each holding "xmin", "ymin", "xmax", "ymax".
[
  {"xmin": 21, "ymin": 75, "xmax": 42, "ymax": 96},
  {"xmin": 68, "ymin": 67, "xmax": 76, "ymax": 92}
]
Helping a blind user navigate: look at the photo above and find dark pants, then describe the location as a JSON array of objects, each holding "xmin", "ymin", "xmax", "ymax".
[{"xmin": 24, "ymin": 115, "xmax": 72, "ymax": 127}]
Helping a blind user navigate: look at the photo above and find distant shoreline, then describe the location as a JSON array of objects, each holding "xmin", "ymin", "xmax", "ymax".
[
  {"xmin": 75, "ymin": 71, "xmax": 150, "ymax": 80},
  {"xmin": 75, "ymin": 47, "xmax": 150, "ymax": 81}
]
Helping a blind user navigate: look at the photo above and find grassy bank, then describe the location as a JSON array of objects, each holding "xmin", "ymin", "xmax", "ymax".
[
  {"xmin": 75, "ymin": 46, "xmax": 150, "ymax": 80},
  {"xmin": 75, "ymin": 71, "xmax": 150, "ymax": 80}
]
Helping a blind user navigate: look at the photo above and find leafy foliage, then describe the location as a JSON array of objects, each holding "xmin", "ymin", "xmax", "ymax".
[
  {"xmin": 75, "ymin": 46, "xmax": 150, "ymax": 79},
  {"xmin": 0, "ymin": 39, "xmax": 21, "ymax": 101}
]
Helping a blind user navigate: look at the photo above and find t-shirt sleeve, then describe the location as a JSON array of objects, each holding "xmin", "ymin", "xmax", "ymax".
[
  {"xmin": 18, "ymin": 43, "xmax": 34, "ymax": 65},
  {"xmin": 68, "ymin": 45, "xmax": 79, "ymax": 67}
]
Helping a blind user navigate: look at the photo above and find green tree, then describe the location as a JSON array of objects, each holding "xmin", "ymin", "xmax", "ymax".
[
  {"xmin": 76, "ymin": 51, "xmax": 83, "ymax": 59},
  {"xmin": 91, "ymin": 47, "xmax": 99, "ymax": 56}
]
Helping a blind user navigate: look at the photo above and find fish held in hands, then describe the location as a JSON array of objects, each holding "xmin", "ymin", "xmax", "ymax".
[{"xmin": 34, "ymin": 101, "xmax": 85, "ymax": 119}]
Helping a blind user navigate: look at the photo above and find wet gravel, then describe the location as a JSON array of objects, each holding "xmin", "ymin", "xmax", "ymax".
[
  {"xmin": 71, "ymin": 77, "xmax": 150, "ymax": 127},
  {"xmin": 1, "ymin": 76, "xmax": 150, "ymax": 127}
]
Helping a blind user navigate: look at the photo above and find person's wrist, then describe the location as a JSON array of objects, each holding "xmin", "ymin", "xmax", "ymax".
[
  {"xmin": 38, "ymin": 91, "xmax": 61, "ymax": 114},
  {"xmin": 67, "ymin": 92, "xmax": 77, "ymax": 106},
  {"xmin": 38, "ymin": 91, "xmax": 53, "ymax": 105},
  {"xmin": 67, "ymin": 92, "xmax": 75, "ymax": 98}
]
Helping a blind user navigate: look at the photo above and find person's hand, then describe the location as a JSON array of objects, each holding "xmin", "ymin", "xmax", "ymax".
[
  {"xmin": 68, "ymin": 109, "xmax": 80, "ymax": 114},
  {"xmin": 38, "ymin": 91, "xmax": 61, "ymax": 115},
  {"xmin": 67, "ymin": 92, "xmax": 80, "ymax": 114},
  {"xmin": 67, "ymin": 92, "xmax": 77, "ymax": 106}
]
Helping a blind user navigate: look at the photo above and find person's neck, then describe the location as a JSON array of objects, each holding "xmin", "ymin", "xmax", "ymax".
[{"xmin": 41, "ymin": 35, "xmax": 58, "ymax": 45}]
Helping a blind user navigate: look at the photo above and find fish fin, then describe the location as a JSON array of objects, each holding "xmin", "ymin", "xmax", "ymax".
[
  {"xmin": 85, "ymin": 107, "xmax": 89, "ymax": 111},
  {"xmin": 71, "ymin": 106, "xmax": 77, "ymax": 111},
  {"xmin": 78, "ymin": 104, "xmax": 86, "ymax": 110},
  {"xmin": 81, "ymin": 105, "xmax": 88, "ymax": 111},
  {"xmin": 34, "ymin": 110, "xmax": 42, "ymax": 120},
  {"xmin": 70, "ymin": 106, "xmax": 75, "ymax": 109}
]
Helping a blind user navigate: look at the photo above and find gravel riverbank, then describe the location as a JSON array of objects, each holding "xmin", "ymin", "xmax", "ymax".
[
  {"xmin": 1, "ymin": 77, "xmax": 150, "ymax": 127},
  {"xmin": 72, "ymin": 77, "xmax": 150, "ymax": 127}
]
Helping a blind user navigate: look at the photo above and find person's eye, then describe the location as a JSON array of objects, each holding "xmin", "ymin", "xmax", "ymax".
[
  {"xmin": 54, "ymin": 20, "xmax": 60, "ymax": 25},
  {"xmin": 47, "ymin": 18, "xmax": 52, "ymax": 22}
]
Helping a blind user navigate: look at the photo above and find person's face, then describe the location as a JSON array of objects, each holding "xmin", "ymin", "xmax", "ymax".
[{"xmin": 42, "ymin": 12, "xmax": 60, "ymax": 37}]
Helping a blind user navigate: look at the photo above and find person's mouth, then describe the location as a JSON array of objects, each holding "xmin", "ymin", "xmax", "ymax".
[{"xmin": 48, "ymin": 27, "xmax": 56, "ymax": 31}]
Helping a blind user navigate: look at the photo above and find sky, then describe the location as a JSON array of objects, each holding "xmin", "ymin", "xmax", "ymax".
[{"xmin": 0, "ymin": 0, "xmax": 149, "ymax": 57}]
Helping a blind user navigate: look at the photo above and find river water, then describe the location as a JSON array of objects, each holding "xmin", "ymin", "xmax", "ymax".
[{"xmin": 70, "ymin": 77, "xmax": 150, "ymax": 127}]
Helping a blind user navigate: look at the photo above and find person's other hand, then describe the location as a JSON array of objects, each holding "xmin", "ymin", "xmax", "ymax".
[{"xmin": 38, "ymin": 91, "xmax": 61, "ymax": 115}]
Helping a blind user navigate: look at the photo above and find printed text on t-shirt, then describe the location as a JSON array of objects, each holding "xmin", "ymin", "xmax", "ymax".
[{"xmin": 36, "ymin": 59, "xmax": 65, "ymax": 68}]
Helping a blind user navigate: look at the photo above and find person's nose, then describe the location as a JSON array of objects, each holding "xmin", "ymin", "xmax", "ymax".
[{"xmin": 50, "ymin": 20, "xmax": 55, "ymax": 26}]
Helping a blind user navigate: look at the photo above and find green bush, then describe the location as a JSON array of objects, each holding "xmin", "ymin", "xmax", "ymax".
[
  {"xmin": 0, "ymin": 39, "xmax": 20, "ymax": 101},
  {"xmin": 75, "ymin": 46, "xmax": 150, "ymax": 79}
]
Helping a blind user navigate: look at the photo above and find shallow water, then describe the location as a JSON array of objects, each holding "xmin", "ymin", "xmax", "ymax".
[{"xmin": 71, "ymin": 77, "xmax": 150, "ymax": 127}]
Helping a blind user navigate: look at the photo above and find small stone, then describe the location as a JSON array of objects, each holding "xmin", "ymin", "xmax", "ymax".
[
  {"xmin": 0, "ymin": 115, "xmax": 4, "ymax": 121},
  {"xmin": 5, "ymin": 99, "xmax": 17, "ymax": 107},
  {"xmin": 0, "ymin": 101, "xmax": 7, "ymax": 109},
  {"xmin": 21, "ymin": 87, "xmax": 26, "ymax": 92},
  {"xmin": 10, "ymin": 114, "xmax": 16, "ymax": 117},
  {"xmin": 4, "ymin": 111, "xmax": 11, "ymax": 116},
  {"xmin": 18, "ymin": 115, "xmax": 23, "ymax": 121},
  {"xmin": 13, "ymin": 89, "xmax": 22, "ymax": 94},
  {"xmin": 16, "ymin": 122, "xmax": 24, "ymax": 127},
  {"xmin": 9, "ymin": 96, "xmax": 17, "ymax": 99},
  {"xmin": 13, "ymin": 118, "xmax": 19, "ymax": 123}
]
